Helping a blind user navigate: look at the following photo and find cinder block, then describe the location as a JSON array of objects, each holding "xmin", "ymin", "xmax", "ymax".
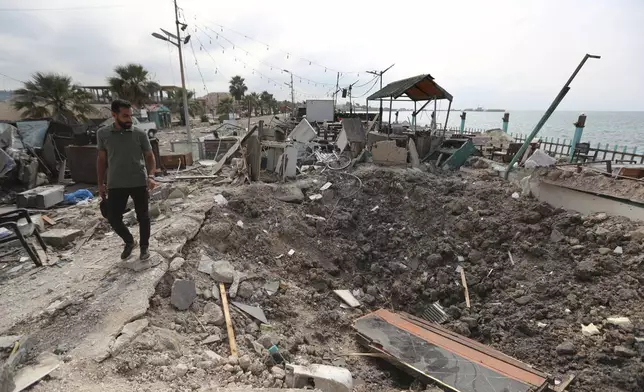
[
  {"xmin": 17, "ymin": 185, "xmax": 64, "ymax": 209},
  {"xmin": 41, "ymin": 229, "xmax": 82, "ymax": 247}
]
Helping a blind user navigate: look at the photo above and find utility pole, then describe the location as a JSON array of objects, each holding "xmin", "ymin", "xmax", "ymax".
[
  {"xmin": 283, "ymin": 70, "xmax": 295, "ymax": 116},
  {"xmin": 174, "ymin": 0, "xmax": 192, "ymax": 150},
  {"xmin": 333, "ymin": 72, "xmax": 340, "ymax": 114},
  {"xmin": 366, "ymin": 63, "xmax": 394, "ymax": 131}
]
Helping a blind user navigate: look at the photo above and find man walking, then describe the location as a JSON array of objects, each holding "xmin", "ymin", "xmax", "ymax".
[{"xmin": 97, "ymin": 99, "xmax": 156, "ymax": 260}]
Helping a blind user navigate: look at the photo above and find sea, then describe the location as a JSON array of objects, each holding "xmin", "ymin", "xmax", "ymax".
[{"xmin": 396, "ymin": 110, "xmax": 644, "ymax": 151}]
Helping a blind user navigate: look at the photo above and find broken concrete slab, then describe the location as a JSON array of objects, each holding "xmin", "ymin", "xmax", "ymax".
[
  {"xmin": 371, "ymin": 140, "xmax": 407, "ymax": 166},
  {"xmin": 203, "ymin": 302, "xmax": 225, "ymax": 326},
  {"xmin": 198, "ymin": 255, "xmax": 216, "ymax": 275},
  {"xmin": 169, "ymin": 257, "xmax": 186, "ymax": 272},
  {"xmin": 0, "ymin": 335, "xmax": 21, "ymax": 350},
  {"xmin": 10, "ymin": 353, "xmax": 61, "ymax": 392},
  {"xmin": 17, "ymin": 185, "xmax": 64, "ymax": 209},
  {"xmin": 408, "ymin": 139, "xmax": 420, "ymax": 168},
  {"xmin": 264, "ymin": 281, "xmax": 280, "ymax": 296},
  {"xmin": 202, "ymin": 334, "xmax": 222, "ymax": 344},
  {"xmin": 334, "ymin": 290, "xmax": 360, "ymax": 308},
  {"xmin": 231, "ymin": 301, "xmax": 268, "ymax": 324},
  {"xmin": 285, "ymin": 364, "xmax": 352, "ymax": 392},
  {"xmin": 171, "ymin": 280, "xmax": 197, "ymax": 311},
  {"xmin": 110, "ymin": 318, "xmax": 149, "ymax": 356},
  {"xmin": 41, "ymin": 229, "xmax": 82, "ymax": 247},
  {"xmin": 211, "ymin": 260, "xmax": 234, "ymax": 283},
  {"xmin": 606, "ymin": 316, "xmax": 632, "ymax": 328}
]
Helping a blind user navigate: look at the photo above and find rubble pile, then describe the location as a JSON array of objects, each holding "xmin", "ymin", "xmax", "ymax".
[{"xmin": 103, "ymin": 166, "xmax": 643, "ymax": 392}]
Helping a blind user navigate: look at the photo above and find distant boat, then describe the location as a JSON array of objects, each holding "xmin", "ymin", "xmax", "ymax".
[{"xmin": 463, "ymin": 107, "xmax": 505, "ymax": 112}]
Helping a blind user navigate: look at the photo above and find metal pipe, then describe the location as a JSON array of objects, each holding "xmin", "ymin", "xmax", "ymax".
[
  {"xmin": 503, "ymin": 54, "xmax": 600, "ymax": 179},
  {"xmin": 568, "ymin": 114, "xmax": 587, "ymax": 162}
]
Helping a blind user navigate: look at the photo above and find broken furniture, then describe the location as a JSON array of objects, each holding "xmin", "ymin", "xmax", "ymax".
[
  {"xmin": 354, "ymin": 309, "xmax": 551, "ymax": 392},
  {"xmin": 491, "ymin": 142, "xmax": 522, "ymax": 163},
  {"xmin": 160, "ymin": 152, "xmax": 193, "ymax": 170},
  {"xmin": 572, "ymin": 142, "xmax": 598, "ymax": 163},
  {"xmin": 431, "ymin": 139, "xmax": 478, "ymax": 169},
  {"xmin": 337, "ymin": 118, "xmax": 366, "ymax": 158},
  {"xmin": 0, "ymin": 209, "xmax": 47, "ymax": 266}
]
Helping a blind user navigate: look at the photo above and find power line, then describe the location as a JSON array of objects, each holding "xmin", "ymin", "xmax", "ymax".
[
  {"xmin": 0, "ymin": 72, "xmax": 24, "ymax": 84},
  {"xmin": 192, "ymin": 29, "xmax": 320, "ymax": 99},
  {"xmin": 196, "ymin": 24, "xmax": 337, "ymax": 89},
  {"xmin": 189, "ymin": 40, "xmax": 209, "ymax": 96},
  {"xmin": 0, "ymin": 4, "xmax": 128, "ymax": 12},
  {"xmin": 353, "ymin": 78, "xmax": 380, "ymax": 98},
  {"xmin": 178, "ymin": 6, "xmax": 361, "ymax": 76}
]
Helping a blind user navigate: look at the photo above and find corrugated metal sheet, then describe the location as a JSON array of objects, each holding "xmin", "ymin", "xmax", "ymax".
[
  {"xmin": 367, "ymin": 74, "xmax": 453, "ymax": 102},
  {"xmin": 354, "ymin": 309, "xmax": 550, "ymax": 392}
]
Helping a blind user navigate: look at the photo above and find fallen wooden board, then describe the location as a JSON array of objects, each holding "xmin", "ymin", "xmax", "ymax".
[
  {"xmin": 41, "ymin": 215, "xmax": 55, "ymax": 226},
  {"xmin": 460, "ymin": 267, "xmax": 471, "ymax": 308},
  {"xmin": 12, "ymin": 358, "xmax": 61, "ymax": 392},
  {"xmin": 219, "ymin": 283, "xmax": 238, "ymax": 357},
  {"xmin": 354, "ymin": 309, "xmax": 550, "ymax": 392}
]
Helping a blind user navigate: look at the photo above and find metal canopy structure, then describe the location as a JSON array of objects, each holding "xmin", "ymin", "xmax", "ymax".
[
  {"xmin": 366, "ymin": 74, "xmax": 453, "ymax": 133},
  {"xmin": 367, "ymin": 74, "xmax": 453, "ymax": 102}
]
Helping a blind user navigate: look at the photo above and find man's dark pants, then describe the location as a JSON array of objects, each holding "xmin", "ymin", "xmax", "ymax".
[{"xmin": 107, "ymin": 186, "xmax": 150, "ymax": 249}]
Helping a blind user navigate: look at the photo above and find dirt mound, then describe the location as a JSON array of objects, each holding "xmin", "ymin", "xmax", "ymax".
[{"xmin": 113, "ymin": 166, "xmax": 644, "ymax": 391}]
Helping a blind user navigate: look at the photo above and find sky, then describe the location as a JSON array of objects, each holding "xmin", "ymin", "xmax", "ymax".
[{"xmin": 0, "ymin": 0, "xmax": 642, "ymax": 111}]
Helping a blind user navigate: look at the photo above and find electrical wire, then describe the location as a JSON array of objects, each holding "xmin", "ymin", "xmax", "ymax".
[
  {"xmin": 0, "ymin": 72, "xmax": 24, "ymax": 84},
  {"xmin": 179, "ymin": 8, "xmax": 362, "ymax": 76},
  {"xmin": 0, "ymin": 4, "xmax": 128, "ymax": 12},
  {"xmin": 189, "ymin": 39, "xmax": 209, "ymax": 96},
  {"xmin": 352, "ymin": 78, "xmax": 380, "ymax": 98}
]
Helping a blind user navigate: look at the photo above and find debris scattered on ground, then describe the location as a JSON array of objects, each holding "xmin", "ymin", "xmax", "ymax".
[{"xmin": 170, "ymin": 280, "xmax": 196, "ymax": 310}]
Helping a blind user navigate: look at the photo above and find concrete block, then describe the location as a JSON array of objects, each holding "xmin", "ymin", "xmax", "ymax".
[
  {"xmin": 17, "ymin": 185, "xmax": 64, "ymax": 209},
  {"xmin": 171, "ymin": 280, "xmax": 196, "ymax": 311},
  {"xmin": 371, "ymin": 140, "xmax": 407, "ymax": 166},
  {"xmin": 41, "ymin": 229, "xmax": 82, "ymax": 247},
  {"xmin": 286, "ymin": 364, "xmax": 352, "ymax": 392}
]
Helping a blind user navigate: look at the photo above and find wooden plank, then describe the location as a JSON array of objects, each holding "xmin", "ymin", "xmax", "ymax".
[
  {"xmin": 219, "ymin": 283, "xmax": 238, "ymax": 356},
  {"xmin": 41, "ymin": 215, "xmax": 55, "ymax": 226},
  {"xmin": 460, "ymin": 268, "xmax": 471, "ymax": 308}
]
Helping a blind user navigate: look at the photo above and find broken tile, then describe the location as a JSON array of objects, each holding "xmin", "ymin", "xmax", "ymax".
[
  {"xmin": 231, "ymin": 301, "xmax": 268, "ymax": 324},
  {"xmin": 334, "ymin": 290, "xmax": 360, "ymax": 308}
]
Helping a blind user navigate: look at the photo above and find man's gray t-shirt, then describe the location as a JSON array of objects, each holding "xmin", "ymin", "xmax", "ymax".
[{"xmin": 97, "ymin": 125, "xmax": 152, "ymax": 189}]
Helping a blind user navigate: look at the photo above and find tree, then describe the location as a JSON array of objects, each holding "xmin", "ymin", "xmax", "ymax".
[
  {"xmin": 107, "ymin": 64, "xmax": 160, "ymax": 107},
  {"xmin": 164, "ymin": 88, "xmax": 202, "ymax": 126},
  {"xmin": 243, "ymin": 93, "xmax": 261, "ymax": 117},
  {"xmin": 228, "ymin": 76, "xmax": 248, "ymax": 101},
  {"xmin": 216, "ymin": 97, "xmax": 234, "ymax": 118},
  {"xmin": 259, "ymin": 91, "xmax": 273, "ymax": 115},
  {"xmin": 12, "ymin": 72, "xmax": 96, "ymax": 123}
]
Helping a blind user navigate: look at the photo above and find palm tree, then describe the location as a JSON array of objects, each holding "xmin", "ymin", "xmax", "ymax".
[
  {"xmin": 12, "ymin": 72, "xmax": 96, "ymax": 123},
  {"xmin": 243, "ymin": 93, "xmax": 261, "ymax": 117},
  {"xmin": 216, "ymin": 97, "xmax": 234, "ymax": 118},
  {"xmin": 164, "ymin": 88, "xmax": 202, "ymax": 126},
  {"xmin": 259, "ymin": 91, "xmax": 273, "ymax": 115},
  {"xmin": 107, "ymin": 64, "xmax": 160, "ymax": 107},
  {"xmin": 228, "ymin": 76, "xmax": 248, "ymax": 101},
  {"xmin": 249, "ymin": 92, "xmax": 261, "ymax": 116}
]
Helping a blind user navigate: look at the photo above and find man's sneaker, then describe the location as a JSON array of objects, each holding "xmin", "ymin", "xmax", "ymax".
[
  {"xmin": 140, "ymin": 248, "xmax": 150, "ymax": 261},
  {"xmin": 121, "ymin": 241, "xmax": 137, "ymax": 260}
]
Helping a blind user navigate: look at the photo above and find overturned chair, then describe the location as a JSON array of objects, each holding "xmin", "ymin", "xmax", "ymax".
[{"xmin": 0, "ymin": 208, "xmax": 47, "ymax": 267}]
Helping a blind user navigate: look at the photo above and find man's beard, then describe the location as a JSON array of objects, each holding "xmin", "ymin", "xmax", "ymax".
[{"xmin": 117, "ymin": 120, "xmax": 133, "ymax": 129}]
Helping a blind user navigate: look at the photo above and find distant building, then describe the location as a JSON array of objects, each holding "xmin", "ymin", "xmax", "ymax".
[
  {"xmin": 0, "ymin": 90, "xmax": 12, "ymax": 102},
  {"xmin": 199, "ymin": 92, "xmax": 232, "ymax": 114}
]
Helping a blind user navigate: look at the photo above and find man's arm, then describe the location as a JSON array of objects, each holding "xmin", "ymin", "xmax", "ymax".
[
  {"xmin": 96, "ymin": 130, "xmax": 108, "ymax": 199},
  {"xmin": 97, "ymin": 149, "xmax": 108, "ymax": 198},
  {"xmin": 144, "ymin": 150, "xmax": 156, "ymax": 176}
]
